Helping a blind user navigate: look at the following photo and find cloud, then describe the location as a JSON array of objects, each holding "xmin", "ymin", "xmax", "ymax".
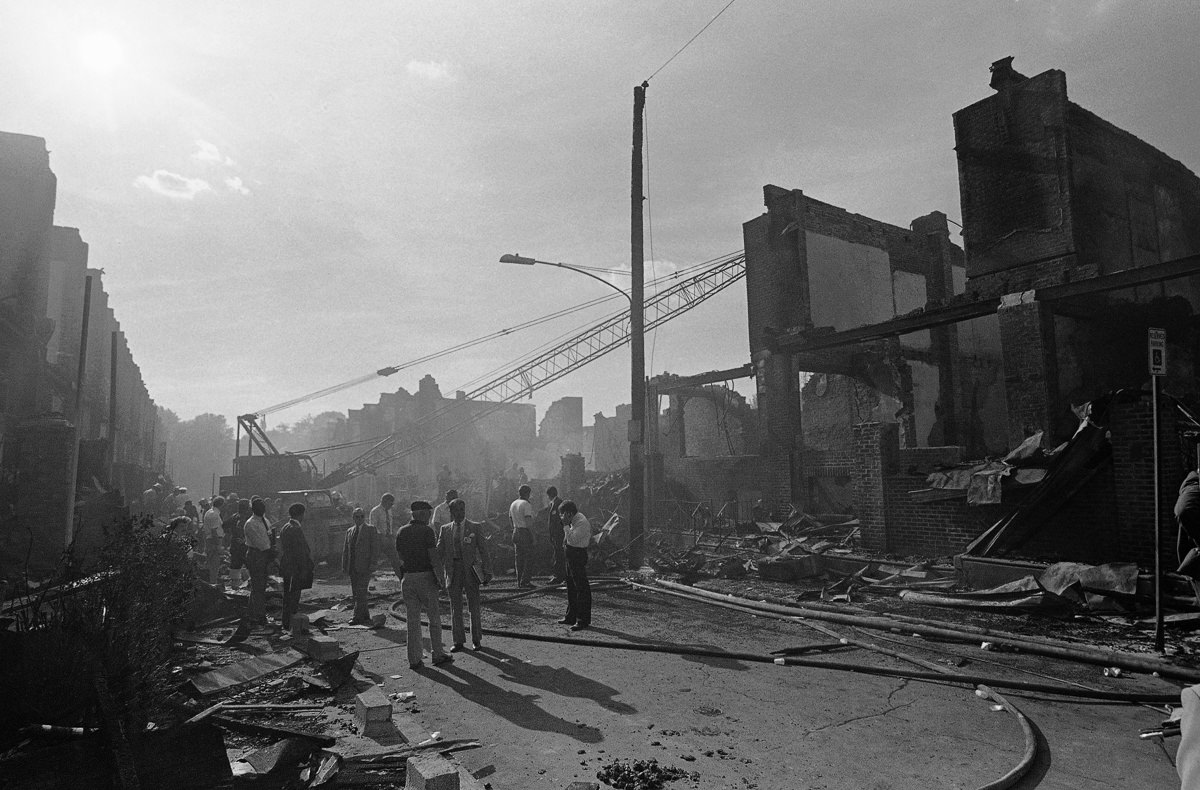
[
  {"xmin": 225, "ymin": 176, "xmax": 250, "ymax": 195},
  {"xmin": 406, "ymin": 60, "xmax": 453, "ymax": 81},
  {"xmin": 192, "ymin": 139, "xmax": 234, "ymax": 166},
  {"xmin": 134, "ymin": 170, "xmax": 212, "ymax": 200}
]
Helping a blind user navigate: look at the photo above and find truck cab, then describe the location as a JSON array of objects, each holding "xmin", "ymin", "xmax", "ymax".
[{"xmin": 276, "ymin": 489, "xmax": 353, "ymax": 562}]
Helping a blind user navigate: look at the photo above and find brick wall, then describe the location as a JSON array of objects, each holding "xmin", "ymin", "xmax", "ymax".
[
  {"xmin": 1067, "ymin": 103, "xmax": 1200, "ymax": 273},
  {"xmin": 953, "ymin": 69, "xmax": 1076, "ymax": 281},
  {"xmin": 880, "ymin": 472, "xmax": 1007, "ymax": 558},
  {"xmin": 1110, "ymin": 392, "xmax": 1184, "ymax": 568},
  {"xmin": 0, "ymin": 416, "xmax": 75, "ymax": 577},
  {"xmin": 852, "ymin": 422, "xmax": 895, "ymax": 551},
  {"xmin": 997, "ymin": 295, "xmax": 1064, "ymax": 447},
  {"xmin": 851, "ymin": 390, "xmax": 1187, "ymax": 566}
]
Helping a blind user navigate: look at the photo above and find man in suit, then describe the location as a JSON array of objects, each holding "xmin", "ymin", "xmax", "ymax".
[
  {"xmin": 438, "ymin": 498, "xmax": 492, "ymax": 651},
  {"xmin": 341, "ymin": 507, "xmax": 378, "ymax": 624}
]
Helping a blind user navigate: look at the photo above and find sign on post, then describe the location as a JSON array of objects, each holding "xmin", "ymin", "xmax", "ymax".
[{"xmin": 1148, "ymin": 327, "xmax": 1167, "ymax": 376}]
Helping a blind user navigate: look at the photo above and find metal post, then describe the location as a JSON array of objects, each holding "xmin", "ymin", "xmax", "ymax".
[
  {"xmin": 629, "ymin": 81, "xmax": 648, "ymax": 570},
  {"xmin": 1153, "ymin": 375, "xmax": 1164, "ymax": 652}
]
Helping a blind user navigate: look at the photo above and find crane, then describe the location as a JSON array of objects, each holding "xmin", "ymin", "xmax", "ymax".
[{"xmin": 315, "ymin": 250, "xmax": 746, "ymax": 488}]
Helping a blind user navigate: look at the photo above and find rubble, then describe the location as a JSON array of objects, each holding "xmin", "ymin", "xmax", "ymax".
[{"xmin": 595, "ymin": 758, "xmax": 697, "ymax": 790}]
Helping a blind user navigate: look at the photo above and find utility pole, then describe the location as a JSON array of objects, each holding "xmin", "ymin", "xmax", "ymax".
[{"xmin": 629, "ymin": 81, "xmax": 648, "ymax": 569}]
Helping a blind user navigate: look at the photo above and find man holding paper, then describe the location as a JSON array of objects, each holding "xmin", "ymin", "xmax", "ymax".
[
  {"xmin": 558, "ymin": 500, "xmax": 601, "ymax": 631},
  {"xmin": 438, "ymin": 498, "xmax": 492, "ymax": 651}
]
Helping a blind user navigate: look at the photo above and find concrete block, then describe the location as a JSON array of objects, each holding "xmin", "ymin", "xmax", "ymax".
[
  {"xmin": 306, "ymin": 634, "xmax": 340, "ymax": 661},
  {"xmin": 290, "ymin": 614, "xmax": 309, "ymax": 636},
  {"xmin": 405, "ymin": 753, "xmax": 458, "ymax": 790},
  {"xmin": 355, "ymin": 687, "xmax": 392, "ymax": 723},
  {"xmin": 355, "ymin": 686, "xmax": 393, "ymax": 738}
]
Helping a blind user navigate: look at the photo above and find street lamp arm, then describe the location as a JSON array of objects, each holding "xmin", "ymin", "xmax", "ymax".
[{"xmin": 500, "ymin": 254, "xmax": 632, "ymax": 303}]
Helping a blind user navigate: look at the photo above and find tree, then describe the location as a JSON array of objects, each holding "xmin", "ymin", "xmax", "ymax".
[{"xmin": 163, "ymin": 413, "xmax": 234, "ymax": 499}]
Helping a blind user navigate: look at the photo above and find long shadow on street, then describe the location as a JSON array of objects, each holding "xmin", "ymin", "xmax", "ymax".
[
  {"xmin": 421, "ymin": 661, "xmax": 605, "ymax": 744},
  {"xmin": 472, "ymin": 647, "xmax": 637, "ymax": 715}
]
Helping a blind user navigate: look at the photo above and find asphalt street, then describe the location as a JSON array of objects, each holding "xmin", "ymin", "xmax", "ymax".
[{"xmin": 310, "ymin": 575, "xmax": 1180, "ymax": 789}]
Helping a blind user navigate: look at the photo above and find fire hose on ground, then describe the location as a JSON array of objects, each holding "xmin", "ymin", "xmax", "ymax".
[{"xmin": 649, "ymin": 577, "xmax": 1200, "ymax": 684}]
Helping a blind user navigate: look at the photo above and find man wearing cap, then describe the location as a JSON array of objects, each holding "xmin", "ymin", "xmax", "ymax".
[
  {"xmin": 395, "ymin": 501, "xmax": 452, "ymax": 669},
  {"xmin": 438, "ymin": 498, "xmax": 492, "ymax": 651},
  {"xmin": 430, "ymin": 489, "xmax": 457, "ymax": 532},
  {"xmin": 342, "ymin": 507, "xmax": 378, "ymax": 625}
]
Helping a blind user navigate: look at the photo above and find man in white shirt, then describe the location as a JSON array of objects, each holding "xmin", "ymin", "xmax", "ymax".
[
  {"xmin": 202, "ymin": 495, "xmax": 226, "ymax": 587},
  {"xmin": 509, "ymin": 485, "xmax": 535, "ymax": 588},
  {"xmin": 243, "ymin": 497, "xmax": 273, "ymax": 628},
  {"xmin": 370, "ymin": 493, "xmax": 403, "ymax": 578},
  {"xmin": 431, "ymin": 489, "xmax": 457, "ymax": 531},
  {"xmin": 559, "ymin": 499, "xmax": 598, "ymax": 631}
]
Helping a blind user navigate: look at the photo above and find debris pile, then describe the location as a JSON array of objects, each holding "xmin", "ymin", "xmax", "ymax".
[
  {"xmin": 648, "ymin": 511, "xmax": 863, "ymax": 584},
  {"xmin": 596, "ymin": 757, "xmax": 698, "ymax": 790}
]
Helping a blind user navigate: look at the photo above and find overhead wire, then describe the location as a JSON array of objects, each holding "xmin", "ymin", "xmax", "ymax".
[
  {"xmin": 296, "ymin": 251, "xmax": 745, "ymax": 457},
  {"xmin": 644, "ymin": 0, "xmax": 743, "ymax": 83},
  {"xmin": 260, "ymin": 258, "xmax": 722, "ymax": 422}
]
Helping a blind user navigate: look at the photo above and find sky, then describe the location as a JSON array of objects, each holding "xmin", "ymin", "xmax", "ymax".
[{"xmin": 2, "ymin": 0, "xmax": 1198, "ymax": 436}]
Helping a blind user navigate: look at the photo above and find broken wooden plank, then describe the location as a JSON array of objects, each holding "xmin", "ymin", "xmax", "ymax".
[
  {"xmin": 209, "ymin": 714, "xmax": 336, "ymax": 746},
  {"xmin": 188, "ymin": 648, "xmax": 306, "ymax": 695}
]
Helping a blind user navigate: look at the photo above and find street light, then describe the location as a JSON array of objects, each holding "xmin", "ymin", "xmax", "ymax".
[
  {"xmin": 499, "ymin": 254, "xmax": 632, "ymax": 303},
  {"xmin": 499, "ymin": 252, "xmax": 646, "ymax": 569}
]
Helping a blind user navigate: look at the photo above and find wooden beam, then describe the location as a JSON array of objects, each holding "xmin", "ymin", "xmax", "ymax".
[
  {"xmin": 652, "ymin": 363, "xmax": 754, "ymax": 391},
  {"xmin": 778, "ymin": 252, "xmax": 1200, "ymax": 354}
]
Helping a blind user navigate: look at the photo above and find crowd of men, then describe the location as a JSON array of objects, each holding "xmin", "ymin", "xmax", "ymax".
[{"xmin": 153, "ymin": 480, "xmax": 605, "ymax": 666}]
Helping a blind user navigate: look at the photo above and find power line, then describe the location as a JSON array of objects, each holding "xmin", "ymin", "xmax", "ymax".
[
  {"xmin": 645, "ymin": 0, "xmax": 743, "ymax": 83},
  {"xmin": 266, "ymin": 254, "xmax": 737, "ymax": 425}
]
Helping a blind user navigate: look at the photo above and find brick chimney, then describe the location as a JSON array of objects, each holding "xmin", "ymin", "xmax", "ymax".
[{"xmin": 989, "ymin": 56, "xmax": 1028, "ymax": 91}]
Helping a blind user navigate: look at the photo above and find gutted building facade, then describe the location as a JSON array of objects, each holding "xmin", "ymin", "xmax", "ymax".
[{"xmin": 738, "ymin": 59, "xmax": 1200, "ymax": 563}]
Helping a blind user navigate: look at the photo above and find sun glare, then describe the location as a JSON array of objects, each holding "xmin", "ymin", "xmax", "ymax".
[{"xmin": 77, "ymin": 31, "xmax": 124, "ymax": 75}]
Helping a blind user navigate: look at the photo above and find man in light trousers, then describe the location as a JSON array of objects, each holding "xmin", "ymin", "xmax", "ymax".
[
  {"xmin": 439, "ymin": 498, "xmax": 492, "ymax": 651},
  {"xmin": 395, "ymin": 501, "xmax": 452, "ymax": 670}
]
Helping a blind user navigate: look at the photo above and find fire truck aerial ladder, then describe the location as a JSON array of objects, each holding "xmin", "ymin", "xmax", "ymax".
[{"xmin": 314, "ymin": 250, "xmax": 747, "ymax": 489}]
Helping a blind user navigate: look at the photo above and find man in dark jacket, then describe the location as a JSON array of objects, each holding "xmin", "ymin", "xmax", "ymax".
[
  {"xmin": 545, "ymin": 486, "xmax": 565, "ymax": 585},
  {"xmin": 342, "ymin": 507, "xmax": 378, "ymax": 624},
  {"xmin": 396, "ymin": 501, "xmax": 451, "ymax": 670},
  {"xmin": 278, "ymin": 502, "xmax": 314, "ymax": 630}
]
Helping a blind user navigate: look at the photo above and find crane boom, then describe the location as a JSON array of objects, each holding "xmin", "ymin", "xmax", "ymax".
[{"xmin": 317, "ymin": 252, "xmax": 746, "ymax": 488}]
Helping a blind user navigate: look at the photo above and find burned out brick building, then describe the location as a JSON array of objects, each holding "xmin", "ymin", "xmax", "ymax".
[
  {"xmin": 0, "ymin": 131, "xmax": 165, "ymax": 579},
  {"xmin": 326, "ymin": 374, "xmax": 537, "ymax": 511},
  {"xmin": 736, "ymin": 59, "xmax": 1200, "ymax": 564}
]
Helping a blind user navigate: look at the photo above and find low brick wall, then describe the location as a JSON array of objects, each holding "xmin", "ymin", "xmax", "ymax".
[{"xmin": 853, "ymin": 391, "xmax": 1185, "ymax": 566}]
